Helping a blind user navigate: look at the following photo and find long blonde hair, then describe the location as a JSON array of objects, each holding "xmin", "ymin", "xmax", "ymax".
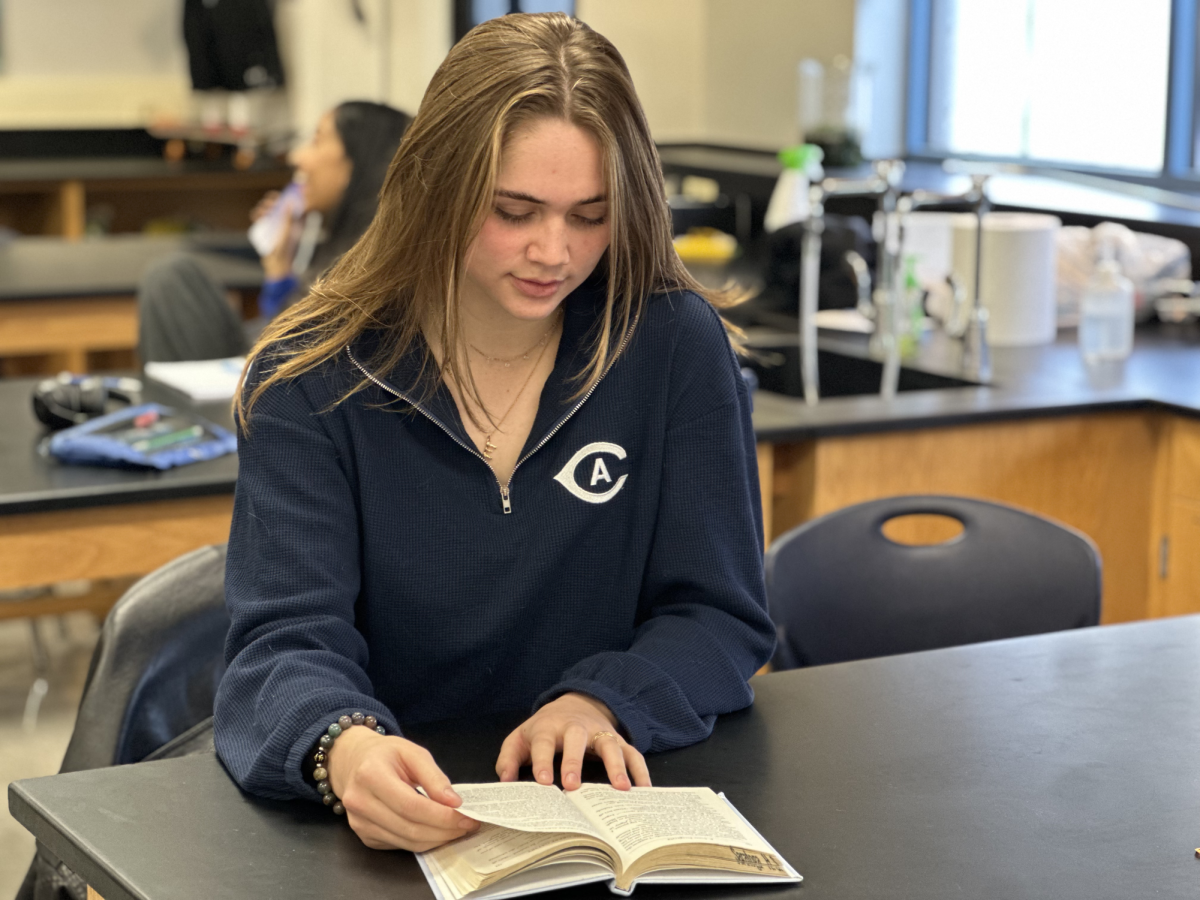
[{"xmin": 238, "ymin": 12, "xmax": 728, "ymax": 425}]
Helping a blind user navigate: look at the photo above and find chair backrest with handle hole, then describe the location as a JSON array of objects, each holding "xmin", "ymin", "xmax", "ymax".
[{"xmin": 767, "ymin": 496, "xmax": 1101, "ymax": 669}]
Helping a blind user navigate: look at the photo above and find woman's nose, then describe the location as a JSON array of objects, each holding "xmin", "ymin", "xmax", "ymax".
[{"xmin": 527, "ymin": 219, "xmax": 570, "ymax": 267}]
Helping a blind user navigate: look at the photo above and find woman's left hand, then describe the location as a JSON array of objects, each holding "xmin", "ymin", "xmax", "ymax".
[{"xmin": 495, "ymin": 692, "xmax": 651, "ymax": 791}]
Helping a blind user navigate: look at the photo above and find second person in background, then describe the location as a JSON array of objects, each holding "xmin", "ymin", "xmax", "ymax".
[{"xmin": 137, "ymin": 101, "xmax": 411, "ymax": 363}]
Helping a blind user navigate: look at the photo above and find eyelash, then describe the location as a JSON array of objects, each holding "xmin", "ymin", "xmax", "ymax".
[{"xmin": 494, "ymin": 208, "xmax": 607, "ymax": 228}]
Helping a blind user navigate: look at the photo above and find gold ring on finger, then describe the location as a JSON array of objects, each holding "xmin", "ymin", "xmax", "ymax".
[{"xmin": 589, "ymin": 730, "xmax": 618, "ymax": 752}]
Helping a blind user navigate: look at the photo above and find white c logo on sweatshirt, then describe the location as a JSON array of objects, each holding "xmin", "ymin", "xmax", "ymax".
[{"xmin": 553, "ymin": 442, "xmax": 628, "ymax": 504}]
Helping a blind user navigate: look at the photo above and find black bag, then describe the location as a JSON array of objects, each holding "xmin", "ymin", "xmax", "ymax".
[
  {"xmin": 183, "ymin": 0, "xmax": 285, "ymax": 91},
  {"xmin": 761, "ymin": 214, "xmax": 877, "ymax": 312}
]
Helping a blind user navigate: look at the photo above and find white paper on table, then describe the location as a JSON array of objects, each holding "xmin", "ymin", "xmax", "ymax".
[{"xmin": 143, "ymin": 357, "xmax": 246, "ymax": 403}]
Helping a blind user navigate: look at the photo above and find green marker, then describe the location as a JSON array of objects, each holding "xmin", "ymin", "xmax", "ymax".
[{"xmin": 131, "ymin": 425, "xmax": 204, "ymax": 453}]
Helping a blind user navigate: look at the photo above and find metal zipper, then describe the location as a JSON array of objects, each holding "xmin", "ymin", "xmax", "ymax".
[
  {"xmin": 345, "ymin": 314, "xmax": 636, "ymax": 515},
  {"xmin": 345, "ymin": 347, "xmax": 503, "ymax": 495}
]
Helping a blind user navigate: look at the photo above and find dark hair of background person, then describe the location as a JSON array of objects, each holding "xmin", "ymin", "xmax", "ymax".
[{"xmin": 307, "ymin": 101, "xmax": 413, "ymax": 277}]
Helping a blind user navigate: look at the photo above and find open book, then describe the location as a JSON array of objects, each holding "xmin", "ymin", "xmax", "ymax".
[{"xmin": 417, "ymin": 782, "xmax": 802, "ymax": 900}]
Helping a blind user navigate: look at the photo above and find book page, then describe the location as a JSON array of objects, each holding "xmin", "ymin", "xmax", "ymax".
[
  {"xmin": 568, "ymin": 785, "xmax": 772, "ymax": 861},
  {"xmin": 432, "ymin": 824, "xmax": 592, "ymax": 878},
  {"xmin": 452, "ymin": 783, "xmax": 605, "ymax": 840},
  {"xmin": 422, "ymin": 839, "xmax": 613, "ymax": 900}
]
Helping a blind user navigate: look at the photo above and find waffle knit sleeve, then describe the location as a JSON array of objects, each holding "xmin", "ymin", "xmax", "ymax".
[{"xmin": 213, "ymin": 372, "xmax": 400, "ymax": 801}]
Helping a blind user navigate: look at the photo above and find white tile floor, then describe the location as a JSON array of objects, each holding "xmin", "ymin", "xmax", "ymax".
[{"xmin": 0, "ymin": 614, "xmax": 97, "ymax": 899}]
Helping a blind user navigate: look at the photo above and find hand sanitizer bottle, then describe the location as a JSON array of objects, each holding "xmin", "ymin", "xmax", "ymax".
[
  {"xmin": 764, "ymin": 144, "xmax": 824, "ymax": 233},
  {"xmin": 1079, "ymin": 250, "xmax": 1134, "ymax": 364}
]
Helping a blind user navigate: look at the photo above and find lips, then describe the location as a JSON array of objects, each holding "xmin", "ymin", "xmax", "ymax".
[{"xmin": 511, "ymin": 276, "xmax": 565, "ymax": 299}]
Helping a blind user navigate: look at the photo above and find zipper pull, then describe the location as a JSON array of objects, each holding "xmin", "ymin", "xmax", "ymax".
[{"xmin": 500, "ymin": 484, "xmax": 512, "ymax": 514}]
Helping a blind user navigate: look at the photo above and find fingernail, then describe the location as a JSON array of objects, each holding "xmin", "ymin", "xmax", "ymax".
[
  {"xmin": 459, "ymin": 817, "xmax": 478, "ymax": 830},
  {"xmin": 565, "ymin": 772, "xmax": 578, "ymax": 787},
  {"xmin": 444, "ymin": 787, "xmax": 461, "ymax": 802},
  {"xmin": 538, "ymin": 769, "xmax": 551, "ymax": 783}
]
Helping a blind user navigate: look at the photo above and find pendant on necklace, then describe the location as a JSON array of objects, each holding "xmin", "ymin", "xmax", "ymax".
[{"xmin": 483, "ymin": 436, "xmax": 497, "ymax": 460}]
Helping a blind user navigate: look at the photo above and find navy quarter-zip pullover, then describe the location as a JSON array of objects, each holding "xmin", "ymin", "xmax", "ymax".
[{"xmin": 214, "ymin": 281, "xmax": 775, "ymax": 800}]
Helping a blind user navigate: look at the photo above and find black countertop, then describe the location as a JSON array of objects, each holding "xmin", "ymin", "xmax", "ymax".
[
  {"xmin": 0, "ymin": 234, "xmax": 263, "ymax": 300},
  {"xmin": 750, "ymin": 323, "xmax": 1200, "ymax": 441},
  {"xmin": 10, "ymin": 615, "xmax": 1200, "ymax": 899},
  {"xmin": 659, "ymin": 147, "xmax": 1200, "ymax": 233},
  {"xmin": 0, "ymin": 156, "xmax": 290, "ymax": 184},
  {"xmin": 2, "ymin": 323, "xmax": 1199, "ymax": 515},
  {"xmin": 0, "ymin": 376, "xmax": 237, "ymax": 516}
]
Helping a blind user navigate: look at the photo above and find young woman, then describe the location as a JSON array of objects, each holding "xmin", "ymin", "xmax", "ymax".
[
  {"xmin": 214, "ymin": 13, "xmax": 774, "ymax": 853},
  {"xmin": 137, "ymin": 101, "xmax": 411, "ymax": 362}
]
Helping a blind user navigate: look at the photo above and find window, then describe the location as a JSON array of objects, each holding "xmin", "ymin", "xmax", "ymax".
[{"xmin": 913, "ymin": 0, "xmax": 1185, "ymax": 176}]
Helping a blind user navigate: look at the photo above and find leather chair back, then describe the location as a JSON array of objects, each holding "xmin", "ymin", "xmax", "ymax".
[{"xmin": 60, "ymin": 544, "xmax": 229, "ymax": 771}]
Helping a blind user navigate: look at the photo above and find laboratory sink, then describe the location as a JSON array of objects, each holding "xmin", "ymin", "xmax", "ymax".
[{"xmin": 742, "ymin": 334, "xmax": 981, "ymax": 399}]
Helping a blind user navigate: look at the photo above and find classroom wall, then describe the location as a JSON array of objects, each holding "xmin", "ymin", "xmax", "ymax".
[
  {"xmin": 574, "ymin": 0, "xmax": 708, "ymax": 143},
  {"xmin": 576, "ymin": 0, "xmax": 858, "ymax": 149},
  {"xmin": 0, "ymin": 0, "xmax": 190, "ymax": 128},
  {"xmin": 278, "ymin": 0, "xmax": 451, "ymax": 138},
  {"xmin": 703, "ymin": 0, "xmax": 858, "ymax": 149},
  {"xmin": 0, "ymin": 0, "xmax": 450, "ymax": 136},
  {"xmin": 0, "ymin": 0, "xmax": 874, "ymax": 152},
  {"xmin": 277, "ymin": 0, "xmax": 388, "ymax": 140}
]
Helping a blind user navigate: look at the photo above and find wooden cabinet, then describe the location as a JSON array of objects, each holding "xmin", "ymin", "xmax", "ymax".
[
  {"xmin": 1149, "ymin": 418, "xmax": 1200, "ymax": 617},
  {"xmin": 1159, "ymin": 500, "xmax": 1200, "ymax": 617},
  {"xmin": 759, "ymin": 409, "xmax": 1200, "ymax": 625}
]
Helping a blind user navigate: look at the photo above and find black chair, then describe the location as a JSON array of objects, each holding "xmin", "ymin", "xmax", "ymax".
[
  {"xmin": 18, "ymin": 544, "xmax": 229, "ymax": 900},
  {"xmin": 767, "ymin": 495, "xmax": 1101, "ymax": 669}
]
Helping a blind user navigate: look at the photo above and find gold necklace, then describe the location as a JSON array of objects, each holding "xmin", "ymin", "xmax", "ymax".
[
  {"xmin": 471, "ymin": 317, "xmax": 559, "ymax": 461},
  {"xmin": 469, "ymin": 309, "xmax": 563, "ymax": 367}
]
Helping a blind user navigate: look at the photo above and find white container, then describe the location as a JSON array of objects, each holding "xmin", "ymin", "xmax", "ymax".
[
  {"xmin": 764, "ymin": 168, "xmax": 810, "ymax": 233},
  {"xmin": 901, "ymin": 211, "xmax": 958, "ymax": 287},
  {"xmin": 1078, "ymin": 258, "xmax": 1134, "ymax": 364},
  {"xmin": 951, "ymin": 212, "xmax": 1061, "ymax": 346}
]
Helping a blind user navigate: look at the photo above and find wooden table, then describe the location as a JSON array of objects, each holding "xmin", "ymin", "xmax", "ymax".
[
  {"xmin": 0, "ymin": 234, "xmax": 262, "ymax": 374},
  {"xmin": 0, "ymin": 377, "xmax": 236, "ymax": 614},
  {"xmin": 10, "ymin": 615, "xmax": 1200, "ymax": 899}
]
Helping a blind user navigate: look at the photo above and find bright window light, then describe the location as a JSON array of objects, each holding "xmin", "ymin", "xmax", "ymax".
[{"xmin": 928, "ymin": 0, "xmax": 1171, "ymax": 172}]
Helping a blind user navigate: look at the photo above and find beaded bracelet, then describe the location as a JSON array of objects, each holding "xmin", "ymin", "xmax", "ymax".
[{"xmin": 312, "ymin": 712, "xmax": 386, "ymax": 815}]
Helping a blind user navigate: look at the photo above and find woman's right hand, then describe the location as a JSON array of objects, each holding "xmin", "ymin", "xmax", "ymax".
[{"xmin": 326, "ymin": 726, "xmax": 480, "ymax": 851}]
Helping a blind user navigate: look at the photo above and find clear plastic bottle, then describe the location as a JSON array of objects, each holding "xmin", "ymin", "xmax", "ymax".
[{"xmin": 1079, "ymin": 255, "xmax": 1134, "ymax": 364}]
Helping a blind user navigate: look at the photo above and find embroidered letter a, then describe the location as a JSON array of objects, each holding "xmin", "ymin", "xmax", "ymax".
[{"xmin": 590, "ymin": 457, "xmax": 612, "ymax": 486}]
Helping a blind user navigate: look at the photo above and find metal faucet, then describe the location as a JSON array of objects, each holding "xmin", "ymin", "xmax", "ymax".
[
  {"xmin": 798, "ymin": 163, "xmax": 995, "ymax": 404},
  {"xmin": 800, "ymin": 159, "xmax": 906, "ymax": 404},
  {"xmin": 897, "ymin": 172, "xmax": 992, "ymax": 382}
]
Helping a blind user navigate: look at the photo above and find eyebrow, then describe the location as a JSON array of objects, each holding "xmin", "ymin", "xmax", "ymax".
[{"xmin": 496, "ymin": 190, "xmax": 607, "ymax": 206}]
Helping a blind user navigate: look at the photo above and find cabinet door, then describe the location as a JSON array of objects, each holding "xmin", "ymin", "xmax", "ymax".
[
  {"xmin": 1162, "ymin": 499, "xmax": 1200, "ymax": 617},
  {"xmin": 1173, "ymin": 419, "xmax": 1200, "ymax": 502}
]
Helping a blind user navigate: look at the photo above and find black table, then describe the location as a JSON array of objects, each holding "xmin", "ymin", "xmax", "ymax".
[
  {"xmin": 11, "ymin": 616, "xmax": 1200, "ymax": 899},
  {"xmin": 0, "ymin": 234, "xmax": 262, "ymax": 301},
  {"xmin": 0, "ymin": 377, "xmax": 236, "ymax": 516},
  {"xmin": 0, "ymin": 376, "xmax": 237, "ymax": 595}
]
